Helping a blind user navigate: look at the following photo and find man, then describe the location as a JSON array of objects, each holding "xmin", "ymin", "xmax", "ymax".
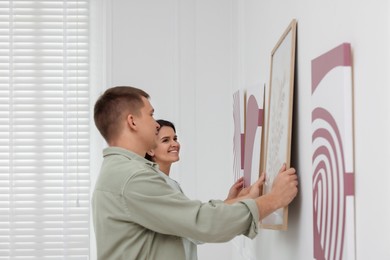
[{"xmin": 92, "ymin": 86, "xmax": 298, "ymax": 260}]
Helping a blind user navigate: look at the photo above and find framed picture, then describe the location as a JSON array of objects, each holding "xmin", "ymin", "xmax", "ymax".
[
  {"xmin": 233, "ymin": 85, "xmax": 265, "ymax": 187},
  {"xmin": 233, "ymin": 89, "xmax": 245, "ymax": 183},
  {"xmin": 260, "ymin": 19, "xmax": 297, "ymax": 230},
  {"xmin": 242, "ymin": 85, "xmax": 265, "ymax": 188}
]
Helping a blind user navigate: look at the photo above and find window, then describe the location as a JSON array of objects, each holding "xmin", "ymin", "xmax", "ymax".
[{"xmin": 0, "ymin": 1, "xmax": 90, "ymax": 259}]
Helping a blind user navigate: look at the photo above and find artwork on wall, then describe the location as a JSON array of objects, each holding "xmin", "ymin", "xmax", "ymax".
[
  {"xmin": 243, "ymin": 85, "xmax": 265, "ymax": 187},
  {"xmin": 232, "ymin": 84, "xmax": 264, "ymax": 260},
  {"xmin": 233, "ymin": 89, "xmax": 245, "ymax": 183},
  {"xmin": 260, "ymin": 19, "xmax": 297, "ymax": 230},
  {"xmin": 311, "ymin": 43, "xmax": 356, "ymax": 260},
  {"xmin": 233, "ymin": 85, "xmax": 265, "ymax": 188}
]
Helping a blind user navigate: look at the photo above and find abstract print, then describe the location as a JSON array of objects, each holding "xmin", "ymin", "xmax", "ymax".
[
  {"xmin": 233, "ymin": 86, "xmax": 264, "ymax": 188},
  {"xmin": 312, "ymin": 43, "xmax": 356, "ymax": 260}
]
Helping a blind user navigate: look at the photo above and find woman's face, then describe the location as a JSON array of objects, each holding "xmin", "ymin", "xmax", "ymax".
[{"xmin": 151, "ymin": 126, "xmax": 180, "ymax": 165}]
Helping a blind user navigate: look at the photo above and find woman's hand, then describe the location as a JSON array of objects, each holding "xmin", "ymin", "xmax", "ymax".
[
  {"xmin": 225, "ymin": 177, "xmax": 245, "ymax": 200},
  {"xmin": 224, "ymin": 173, "xmax": 265, "ymax": 204}
]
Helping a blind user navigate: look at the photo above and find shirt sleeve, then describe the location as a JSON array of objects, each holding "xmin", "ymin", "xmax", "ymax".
[{"xmin": 121, "ymin": 168, "xmax": 259, "ymax": 242}]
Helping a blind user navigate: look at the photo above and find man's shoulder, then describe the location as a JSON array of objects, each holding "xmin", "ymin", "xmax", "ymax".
[
  {"xmin": 96, "ymin": 152, "xmax": 158, "ymax": 192},
  {"xmin": 102, "ymin": 147, "xmax": 156, "ymax": 173}
]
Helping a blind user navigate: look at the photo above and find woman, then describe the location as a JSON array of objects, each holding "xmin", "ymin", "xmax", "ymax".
[
  {"xmin": 145, "ymin": 119, "xmax": 247, "ymax": 200},
  {"xmin": 145, "ymin": 119, "xmax": 254, "ymax": 260}
]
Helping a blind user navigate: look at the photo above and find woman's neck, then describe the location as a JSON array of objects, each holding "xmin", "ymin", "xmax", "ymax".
[{"xmin": 158, "ymin": 163, "xmax": 171, "ymax": 176}]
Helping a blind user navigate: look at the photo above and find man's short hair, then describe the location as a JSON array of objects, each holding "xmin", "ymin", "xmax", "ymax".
[{"xmin": 94, "ymin": 86, "xmax": 149, "ymax": 142}]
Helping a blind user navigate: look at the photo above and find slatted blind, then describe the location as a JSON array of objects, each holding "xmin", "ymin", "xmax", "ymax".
[{"xmin": 0, "ymin": 1, "xmax": 90, "ymax": 259}]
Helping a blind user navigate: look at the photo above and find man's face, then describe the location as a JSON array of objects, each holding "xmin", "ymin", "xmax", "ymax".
[{"xmin": 136, "ymin": 97, "xmax": 160, "ymax": 150}]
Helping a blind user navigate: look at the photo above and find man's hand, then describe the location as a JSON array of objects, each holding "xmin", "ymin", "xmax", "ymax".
[
  {"xmin": 270, "ymin": 163, "xmax": 298, "ymax": 209},
  {"xmin": 255, "ymin": 163, "xmax": 298, "ymax": 220},
  {"xmin": 247, "ymin": 172, "xmax": 265, "ymax": 199}
]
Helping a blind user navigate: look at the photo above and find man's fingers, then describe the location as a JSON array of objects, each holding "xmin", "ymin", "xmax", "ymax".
[
  {"xmin": 258, "ymin": 172, "xmax": 265, "ymax": 182},
  {"xmin": 278, "ymin": 163, "xmax": 287, "ymax": 173}
]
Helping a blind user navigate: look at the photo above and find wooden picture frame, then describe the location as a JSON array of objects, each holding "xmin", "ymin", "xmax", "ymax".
[{"xmin": 260, "ymin": 19, "xmax": 297, "ymax": 230}]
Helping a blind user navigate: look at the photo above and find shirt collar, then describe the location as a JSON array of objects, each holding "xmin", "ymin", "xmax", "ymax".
[{"xmin": 103, "ymin": 146, "xmax": 158, "ymax": 168}]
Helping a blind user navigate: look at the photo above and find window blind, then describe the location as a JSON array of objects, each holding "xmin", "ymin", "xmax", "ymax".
[{"xmin": 0, "ymin": 1, "xmax": 90, "ymax": 259}]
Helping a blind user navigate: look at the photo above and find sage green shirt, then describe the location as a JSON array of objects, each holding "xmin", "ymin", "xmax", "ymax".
[
  {"xmin": 92, "ymin": 147, "xmax": 259, "ymax": 260},
  {"xmin": 157, "ymin": 169, "xmax": 201, "ymax": 260}
]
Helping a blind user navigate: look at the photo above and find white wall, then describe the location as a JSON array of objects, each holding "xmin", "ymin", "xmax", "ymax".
[
  {"xmin": 233, "ymin": 1, "xmax": 390, "ymax": 260},
  {"xmin": 91, "ymin": 0, "xmax": 390, "ymax": 259}
]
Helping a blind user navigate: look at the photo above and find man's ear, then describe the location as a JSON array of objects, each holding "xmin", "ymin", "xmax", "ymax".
[{"xmin": 127, "ymin": 114, "xmax": 137, "ymax": 130}]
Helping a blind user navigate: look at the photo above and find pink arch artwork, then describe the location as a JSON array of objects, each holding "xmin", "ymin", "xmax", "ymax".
[
  {"xmin": 311, "ymin": 43, "xmax": 356, "ymax": 260},
  {"xmin": 233, "ymin": 87, "xmax": 264, "ymax": 188}
]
